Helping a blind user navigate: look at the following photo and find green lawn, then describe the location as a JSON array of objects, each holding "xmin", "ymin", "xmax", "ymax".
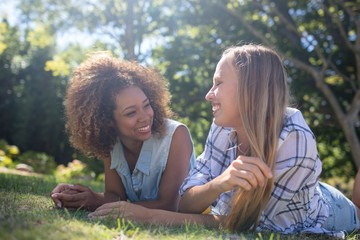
[{"xmin": 0, "ymin": 171, "xmax": 356, "ymax": 240}]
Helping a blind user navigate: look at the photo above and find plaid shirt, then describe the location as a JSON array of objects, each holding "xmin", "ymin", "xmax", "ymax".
[{"xmin": 180, "ymin": 108, "xmax": 344, "ymax": 237}]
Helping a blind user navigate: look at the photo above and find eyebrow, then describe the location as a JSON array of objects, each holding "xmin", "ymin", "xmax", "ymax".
[{"xmin": 121, "ymin": 98, "xmax": 149, "ymax": 113}]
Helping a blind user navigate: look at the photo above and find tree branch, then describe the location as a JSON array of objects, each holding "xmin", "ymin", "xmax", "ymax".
[{"xmin": 322, "ymin": 1, "xmax": 355, "ymax": 52}]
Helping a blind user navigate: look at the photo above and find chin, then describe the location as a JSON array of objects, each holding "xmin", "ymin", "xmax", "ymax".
[
  {"xmin": 214, "ymin": 118, "xmax": 232, "ymax": 128},
  {"xmin": 213, "ymin": 118, "xmax": 224, "ymax": 127}
]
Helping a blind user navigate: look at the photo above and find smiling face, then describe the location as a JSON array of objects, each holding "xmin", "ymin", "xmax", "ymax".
[
  {"xmin": 113, "ymin": 86, "xmax": 154, "ymax": 144},
  {"xmin": 205, "ymin": 54, "xmax": 241, "ymax": 129}
]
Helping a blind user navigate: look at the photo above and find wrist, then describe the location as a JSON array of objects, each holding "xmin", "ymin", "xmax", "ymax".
[{"xmin": 207, "ymin": 180, "xmax": 224, "ymax": 197}]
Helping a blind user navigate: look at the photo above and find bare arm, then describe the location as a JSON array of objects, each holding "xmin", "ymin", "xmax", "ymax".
[
  {"xmin": 51, "ymin": 157, "xmax": 127, "ymax": 211},
  {"xmin": 103, "ymin": 157, "xmax": 127, "ymax": 203},
  {"xmin": 89, "ymin": 201, "xmax": 225, "ymax": 228},
  {"xmin": 134, "ymin": 125, "xmax": 193, "ymax": 211}
]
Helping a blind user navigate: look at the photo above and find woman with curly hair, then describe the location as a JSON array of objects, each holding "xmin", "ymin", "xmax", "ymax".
[
  {"xmin": 51, "ymin": 52, "xmax": 195, "ymax": 211},
  {"xmin": 89, "ymin": 44, "xmax": 360, "ymax": 238}
]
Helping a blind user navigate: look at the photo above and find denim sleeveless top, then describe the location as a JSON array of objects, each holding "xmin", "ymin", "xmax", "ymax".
[{"xmin": 110, "ymin": 119, "xmax": 195, "ymax": 202}]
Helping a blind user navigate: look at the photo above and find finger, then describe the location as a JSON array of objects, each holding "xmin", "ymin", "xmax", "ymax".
[
  {"xmin": 88, "ymin": 207, "xmax": 119, "ymax": 218},
  {"xmin": 237, "ymin": 169, "xmax": 261, "ymax": 188},
  {"xmin": 69, "ymin": 184, "xmax": 89, "ymax": 192},
  {"xmin": 236, "ymin": 156, "xmax": 273, "ymax": 178},
  {"xmin": 232, "ymin": 161, "xmax": 266, "ymax": 187},
  {"xmin": 92, "ymin": 201, "xmax": 127, "ymax": 217},
  {"xmin": 50, "ymin": 193, "xmax": 63, "ymax": 208},
  {"xmin": 55, "ymin": 191, "xmax": 86, "ymax": 203},
  {"xmin": 227, "ymin": 165, "xmax": 257, "ymax": 190},
  {"xmin": 61, "ymin": 189, "xmax": 81, "ymax": 195},
  {"xmin": 232, "ymin": 176, "xmax": 253, "ymax": 191},
  {"xmin": 51, "ymin": 183, "xmax": 72, "ymax": 195}
]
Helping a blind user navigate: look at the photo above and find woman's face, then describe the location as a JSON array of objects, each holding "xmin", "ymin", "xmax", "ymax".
[
  {"xmin": 205, "ymin": 55, "xmax": 241, "ymax": 128},
  {"xmin": 113, "ymin": 86, "xmax": 154, "ymax": 143}
]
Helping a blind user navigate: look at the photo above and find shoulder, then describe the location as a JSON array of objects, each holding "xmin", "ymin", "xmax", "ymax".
[
  {"xmin": 164, "ymin": 118, "xmax": 185, "ymax": 129},
  {"xmin": 152, "ymin": 119, "xmax": 191, "ymax": 147},
  {"xmin": 276, "ymin": 108, "xmax": 320, "ymax": 169},
  {"xmin": 280, "ymin": 107, "xmax": 315, "ymax": 141},
  {"xmin": 162, "ymin": 119, "xmax": 191, "ymax": 136}
]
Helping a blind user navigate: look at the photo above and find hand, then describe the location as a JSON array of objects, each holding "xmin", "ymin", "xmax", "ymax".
[
  {"xmin": 51, "ymin": 183, "xmax": 79, "ymax": 208},
  {"xmin": 51, "ymin": 183, "xmax": 96, "ymax": 210},
  {"xmin": 88, "ymin": 201, "xmax": 149, "ymax": 222},
  {"xmin": 212, "ymin": 155, "xmax": 273, "ymax": 193}
]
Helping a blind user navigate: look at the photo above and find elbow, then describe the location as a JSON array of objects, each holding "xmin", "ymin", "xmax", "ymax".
[
  {"xmin": 178, "ymin": 195, "xmax": 193, "ymax": 213},
  {"xmin": 156, "ymin": 196, "xmax": 180, "ymax": 212}
]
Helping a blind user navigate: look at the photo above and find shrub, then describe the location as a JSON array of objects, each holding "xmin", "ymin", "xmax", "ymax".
[
  {"xmin": 16, "ymin": 151, "xmax": 57, "ymax": 174},
  {"xmin": 0, "ymin": 139, "xmax": 19, "ymax": 168},
  {"xmin": 55, "ymin": 159, "xmax": 95, "ymax": 180}
]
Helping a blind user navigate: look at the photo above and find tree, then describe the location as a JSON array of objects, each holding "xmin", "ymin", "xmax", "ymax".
[
  {"xmin": 262, "ymin": 1, "xmax": 357, "ymax": 168},
  {"xmin": 5, "ymin": 0, "xmax": 359, "ymax": 174},
  {"xmin": 16, "ymin": 0, "xmax": 180, "ymax": 61},
  {"xmin": 185, "ymin": 0, "xmax": 359, "ymax": 170}
]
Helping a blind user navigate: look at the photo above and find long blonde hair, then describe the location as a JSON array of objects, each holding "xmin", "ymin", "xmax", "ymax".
[{"xmin": 224, "ymin": 44, "xmax": 289, "ymax": 231}]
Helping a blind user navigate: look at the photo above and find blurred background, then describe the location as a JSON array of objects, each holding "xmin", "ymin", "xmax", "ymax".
[{"xmin": 0, "ymin": 0, "xmax": 359, "ymax": 191}]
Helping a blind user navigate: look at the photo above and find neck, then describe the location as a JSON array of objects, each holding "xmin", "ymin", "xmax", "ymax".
[
  {"xmin": 121, "ymin": 140, "xmax": 143, "ymax": 173},
  {"xmin": 120, "ymin": 137, "xmax": 143, "ymax": 157},
  {"xmin": 234, "ymin": 127, "xmax": 250, "ymax": 156}
]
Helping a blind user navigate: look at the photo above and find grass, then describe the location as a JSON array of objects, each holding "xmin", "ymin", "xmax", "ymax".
[{"xmin": 0, "ymin": 172, "xmax": 358, "ymax": 240}]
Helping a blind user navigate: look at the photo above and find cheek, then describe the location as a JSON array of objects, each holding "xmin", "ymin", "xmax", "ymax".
[
  {"xmin": 115, "ymin": 117, "xmax": 134, "ymax": 133},
  {"xmin": 148, "ymin": 106, "xmax": 155, "ymax": 117}
]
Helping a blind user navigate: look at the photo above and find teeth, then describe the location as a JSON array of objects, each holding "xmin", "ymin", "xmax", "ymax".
[
  {"xmin": 212, "ymin": 105, "xmax": 220, "ymax": 111},
  {"xmin": 138, "ymin": 126, "xmax": 150, "ymax": 132}
]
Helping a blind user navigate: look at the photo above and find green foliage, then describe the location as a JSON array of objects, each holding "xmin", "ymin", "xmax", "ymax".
[
  {"xmin": 1, "ymin": 0, "xmax": 359, "ymax": 179},
  {"xmin": 54, "ymin": 159, "xmax": 95, "ymax": 181},
  {"xmin": 16, "ymin": 151, "xmax": 57, "ymax": 174},
  {"xmin": 0, "ymin": 139, "xmax": 19, "ymax": 168}
]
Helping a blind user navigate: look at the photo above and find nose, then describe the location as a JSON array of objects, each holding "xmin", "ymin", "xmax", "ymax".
[
  {"xmin": 138, "ymin": 109, "xmax": 148, "ymax": 122},
  {"xmin": 205, "ymin": 88, "xmax": 214, "ymax": 101}
]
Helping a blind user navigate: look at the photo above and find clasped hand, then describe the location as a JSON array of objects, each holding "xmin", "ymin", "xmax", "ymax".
[
  {"xmin": 214, "ymin": 155, "xmax": 273, "ymax": 193},
  {"xmin": 51, "ymin": 183, "xmax": 95, "ymax": 210}
]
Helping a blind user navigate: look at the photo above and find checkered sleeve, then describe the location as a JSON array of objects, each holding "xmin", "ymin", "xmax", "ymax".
[{"xmin": 179, "ymin": 123, "xmax": 217, "ymax": 196}]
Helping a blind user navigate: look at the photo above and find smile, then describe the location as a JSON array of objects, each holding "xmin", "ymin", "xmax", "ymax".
[
  {"xmin": 212, "ymin": 104, "xmax": 220, "ymax": 112},
  {"xmin": 137, "ymin": 125, "xmax": 151, "ymax": 132}
]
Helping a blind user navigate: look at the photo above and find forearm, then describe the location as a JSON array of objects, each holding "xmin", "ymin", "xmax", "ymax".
[
  {"xmin": 132, "ymin": 198, "xmax": 178, "ymax": 211},
  {"xmin": 87, "ymin": 191, "xmax": 122, "ymax": 211},
  {"xmin": 179, "ymin": 182, "xmax": 222, "ymax": 213},
  {"xmin": 140, "ymin": 208, "xmax": 224, "ymax": 228}
]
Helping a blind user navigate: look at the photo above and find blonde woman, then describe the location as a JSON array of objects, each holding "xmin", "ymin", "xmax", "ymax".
[{"xmin": 90, "ymin": 45, "xmax": 360, "ymax": 238}]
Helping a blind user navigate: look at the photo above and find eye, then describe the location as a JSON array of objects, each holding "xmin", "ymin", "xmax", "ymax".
[
  {"xmin": 125, "ymin": 111, "xmax": 136, "ymax": 117},
  {"xmin": 144, "ymin": 102, "xmax": 151, "ymax": 108},
  {"xmin": 215, "ymin": 81, "xmax": 222, "ymax": 86}
]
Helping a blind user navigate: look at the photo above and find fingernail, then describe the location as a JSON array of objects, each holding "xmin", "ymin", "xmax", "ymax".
[
  {"xmin": 57, "ymin": 202, "xmax": 62, "ymax": 208},
  {"xmin": 51, "ymin": 193, "xmax": 58, "ymax": 198}
]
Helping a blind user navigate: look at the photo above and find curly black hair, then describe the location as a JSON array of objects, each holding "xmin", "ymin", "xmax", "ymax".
[{"xmin": 64, "ymin": 52, "xmax": 173, "ymax": 160}]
